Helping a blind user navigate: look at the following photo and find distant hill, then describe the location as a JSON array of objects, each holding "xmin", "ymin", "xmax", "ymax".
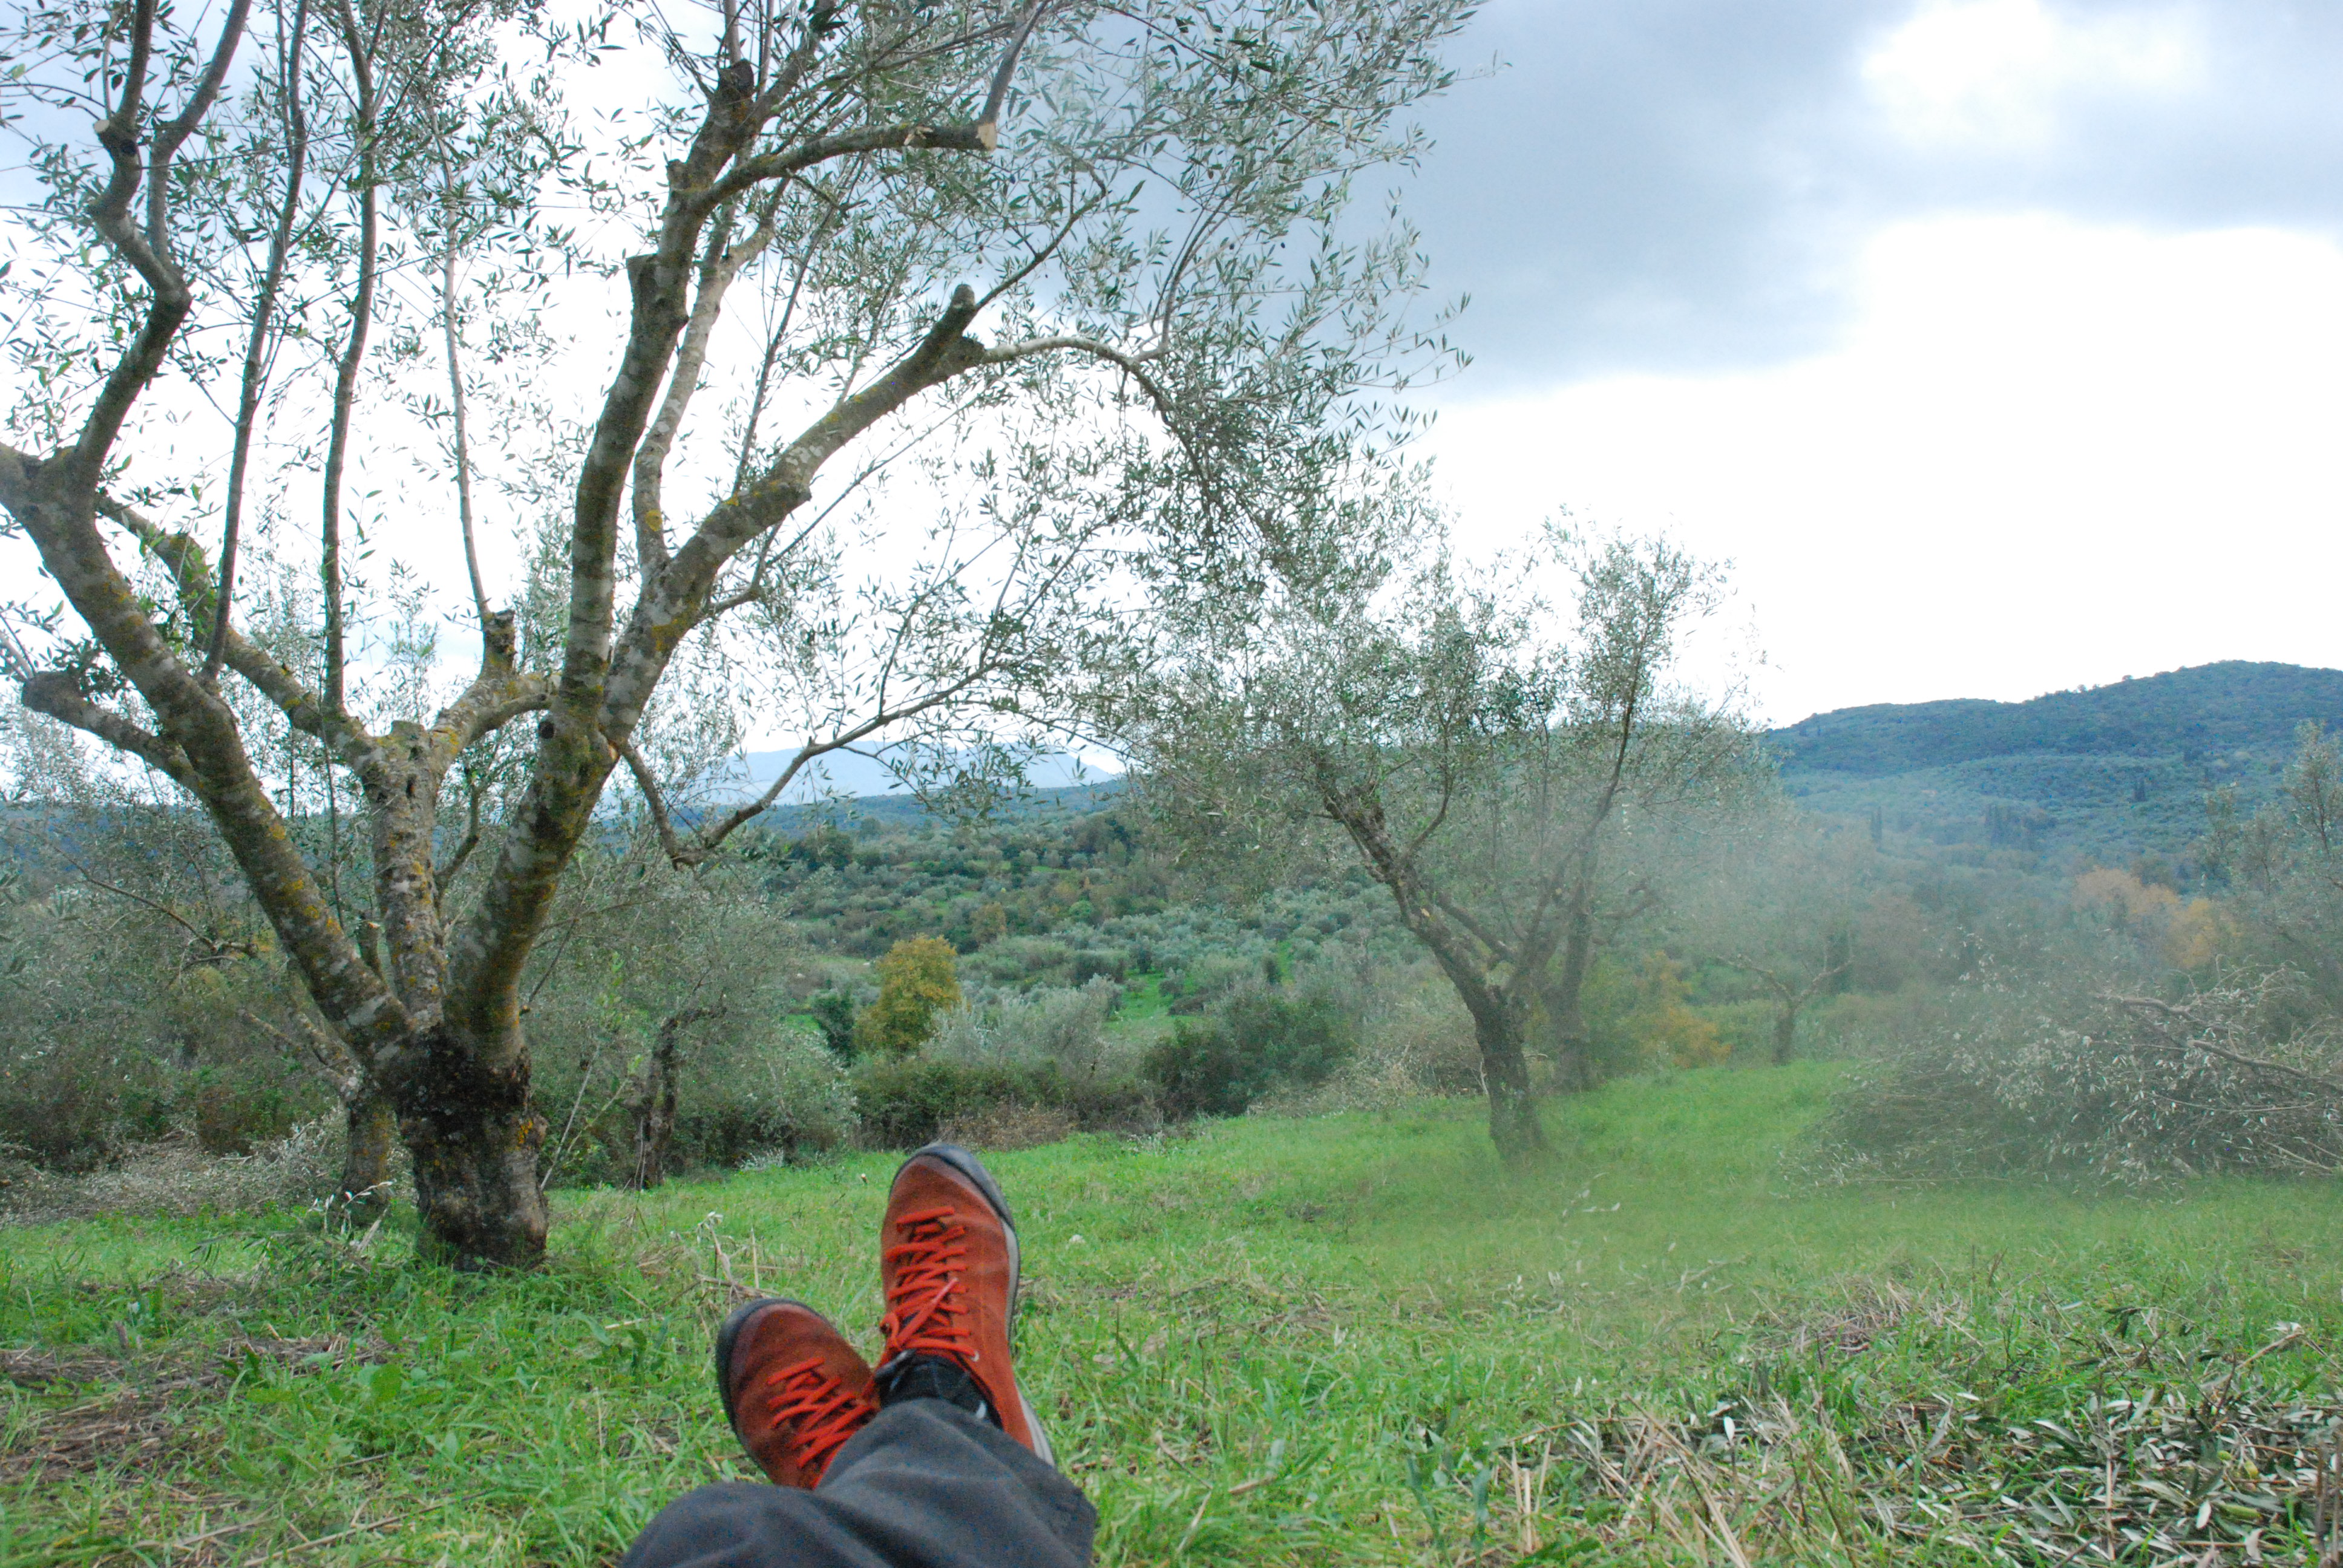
[
  {"xmin": 1770, "ymin": 662, "xmax": 2343, "ymax": 776},
  {"xmin": 1768, "ymin": 662, "xmax": 2343, "ymax": 869}
]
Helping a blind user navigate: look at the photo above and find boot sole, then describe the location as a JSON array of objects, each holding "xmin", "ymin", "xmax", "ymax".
[{"xmin": 899, "ymin": 1142, "xmax": 1054, "ymax": 1465}]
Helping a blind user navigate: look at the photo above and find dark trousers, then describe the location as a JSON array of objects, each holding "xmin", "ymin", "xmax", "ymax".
[{"xmin": 622, "ymin": 1402, "xmax": 1096, "ymax": 1568}]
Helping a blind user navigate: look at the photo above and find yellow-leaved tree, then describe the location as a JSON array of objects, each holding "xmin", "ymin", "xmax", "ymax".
[{"xmin": 857, "ymin": 939, "xmax": 963, "ymax": 1057}]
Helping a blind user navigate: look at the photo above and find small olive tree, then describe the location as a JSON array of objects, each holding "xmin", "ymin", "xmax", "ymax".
[
  {"xmin": 0, "ymin": 0, "xmax": 1468, "ymax": 1264},
  {"xmin": 1131, "ymin": 522, "xmax": 1755, "ymax": 1160},
  {"xmin": 2200, "ymin": 721, "xmax": 2343, "ymax": 1004},
  {"xmin": 1680, "ymin": 812, "xmax": 1864, "ymax": 1064}
]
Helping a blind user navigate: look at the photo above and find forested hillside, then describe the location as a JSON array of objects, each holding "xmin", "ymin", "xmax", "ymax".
[{"xmin": 1769, "ymin": 661, "xmax": 2343, "ymax": 869}]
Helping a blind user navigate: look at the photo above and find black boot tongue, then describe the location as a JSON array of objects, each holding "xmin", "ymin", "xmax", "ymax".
[{"xmin": 874, "ymin": 1353, "xmax": 998, "ymax": 1428}]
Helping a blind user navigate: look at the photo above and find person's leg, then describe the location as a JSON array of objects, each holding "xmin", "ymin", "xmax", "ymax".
[
  {"xmin": 620, "ymin": 1400, "xmax": 1093, "ymax": 1568},
  {"xmin": 622, "ymin": 1143, "xmax": 1094, "ymax": 1568}
]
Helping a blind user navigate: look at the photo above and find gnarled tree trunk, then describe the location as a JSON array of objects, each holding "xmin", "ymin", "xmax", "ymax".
[
  {"xmin": 394, "ymin": 1027, "xmax": 548, "ymax": 1267},
  {"xmin": 1466, "ymin": 1000, "xmax": 1546, "ymax": 1162},
  {"xmin": 627, "ymin": 1008, "xmax": 710, "ymax": 1192},
  {"xmin": 338, "ymin": 1074, "xmax": 398, "ymax": 1222}
]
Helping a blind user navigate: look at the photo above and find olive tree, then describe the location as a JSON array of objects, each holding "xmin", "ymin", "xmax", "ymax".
[
  {"xmin": 0, "ymin": 0, "xmax": 1467, "ymax": 1265},
  {"xmin": 1679, "ymin": 812, "xmax": 1863, "ymax": 1064},
  {"xmin": 2201, "ymin": 721, "xmax": 2343, "ymax": 1005},
  {"xmin": 1131, "ymin": 521, "xmax": 1754, "ymax": 1160}
]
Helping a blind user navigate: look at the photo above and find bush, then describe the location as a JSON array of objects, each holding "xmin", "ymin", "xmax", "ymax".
[
  {"xmin": 1144, "ymin": 1021, "xmax": 1258, "ymax": 1119},
  {"xmin": 543, "ymin": 1024, "xmax": 857, "ymax": 1188},
  {"xmin": 1691, "ymin": 1001, "xmax": 1778, "ymax": 1065},
  {"xmin": 1144, "ymin": 988, "xmax": 1356, "ymax": 1119},
  {"xmin": 932, "ymin": 979, "xmax": 1126, "ymax": 1079},
  {"xmin": 191, "ymin": 1070, "xmax": 307, "ymax": 1155},
  {"xmin": 854, "ymin": 1059, "xmax": 1032, "ymax": 1147},
  {"xmin": 851, "ymin": 1056, "xmax": 1156, "ymax": 1148},
  {"xmin": 962, "ymin": 936, "xmax": 1077, "ymax": 990},
  {"xmin": 1163, "ymin": 953, "xmax": 1256, "ymax": 1016},
  {"xmin": 1359, "ymin": 978, "xmax": 1481, "ymax": 1094},
  {"xmin": 0, "ymin": 1047, "xmax": 153, "ymax": 1172},
  {"xmin": 1072, "ymin": 949, "xmax": 1127, "ymax": 985},
  {"xmin": 807, "ymin": 990, "xmax": 859, "ymax": 1062},
  {"xmin": 671, "ymin": 1028, "xmax": 857, "ymax": 1169},
  {"xmin": 1812, "ymin": 972, "xmax": 2343, "ymax": 1182}
]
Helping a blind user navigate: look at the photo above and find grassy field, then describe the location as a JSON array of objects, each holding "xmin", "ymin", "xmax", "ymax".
[{"xmin": 7, "ymin": 1065, "xmax": 2343, "ymax": 1566}]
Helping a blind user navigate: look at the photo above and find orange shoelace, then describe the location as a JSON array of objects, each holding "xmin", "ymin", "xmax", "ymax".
[
  {"xmin": 762, "ymin": 1355, "xmax": 874, "ymax": 1481},
  {"xmin": 880, "ymin": 1206, "xmax": 978, "ymax": 1366}
]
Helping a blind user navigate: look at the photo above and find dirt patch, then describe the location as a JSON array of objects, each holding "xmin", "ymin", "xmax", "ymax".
[{"xmin": 2, "ymin": 1334, "xmax": 382, "ymax": 1482}]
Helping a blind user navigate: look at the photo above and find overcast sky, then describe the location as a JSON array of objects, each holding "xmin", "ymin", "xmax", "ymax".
[{"xmin": 1397, "ymin": 0, "xmax": 2343, "ymax": 723}]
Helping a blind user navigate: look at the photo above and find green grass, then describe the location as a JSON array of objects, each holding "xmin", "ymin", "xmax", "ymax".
[
  {"xmin": 1111, "ymin": 973, "xmax": 1171, "ymax": 1025},
  {"xmin": 7, "ymin": 1065, "xmax": 2343, "ymax": 1565}
]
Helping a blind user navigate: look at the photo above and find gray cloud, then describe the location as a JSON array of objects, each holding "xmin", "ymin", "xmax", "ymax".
[{"xmin": 1398, "ymin": 0, "xmax": 2343, "ymax": 387}]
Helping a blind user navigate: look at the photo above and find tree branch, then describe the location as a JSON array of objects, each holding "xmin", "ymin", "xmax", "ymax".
[
  {"xmin": 321, "ymin": 0, "xmax": 381, "ymax": 714},
  {"xmin": 96, "ymin": 491, "xmax": 380, "ymax": 773},
  {"xmin": 2099, "ymin": 993, "xmax": 2337, "ymax": 1086},
  {"xmin": 145, "ymin": 0, "xmax": 254, "ymax": 252},
  {"xmin": 981, "ymin": 333, "xmax": 1174, "ymax": 416},
  {"xmin": 707, "ymin": 120, "xmax": 997, "ymax": 207},
  {"xmin": 636, "ymin": 665, "xmax": 1001, "ymax": 871},
  {"xmin": 633, "ymin": 201, "xmax": 778, "ymax": 579},
  {"xmin": 613, "ymin": 734, "xmax": 695, "ymax": 867},
  {"xmin": 433, "ymin": 768, "xmax": 486, "ymax": 895},
  {"xmin": 78, "ymin": 867, "xmax": 257, "ymax": 964},
  {"xmin": 19, "ymin": 671, "xmax": 200, "ymax": 791},
  {"xmin": 431, "ymin": 134, "xmax": 491, "ymax": 632},
  {"xmin": 203, "ymin": 0, "xmax": 310, "ymax": 684}
]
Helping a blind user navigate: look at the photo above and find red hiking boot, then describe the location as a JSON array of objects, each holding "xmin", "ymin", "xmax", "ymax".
[
  {"xmin": 876, "ymin": 1143, "xmax": 1054, "ymax": 1461},
  {"xmin": 715, "ymin": 1298, "xmax": 878, "ymax": 1487}
]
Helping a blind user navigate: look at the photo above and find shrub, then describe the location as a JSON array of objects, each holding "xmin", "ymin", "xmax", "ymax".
[
  {"xmin": 807, "ymin": 990, "xmax": 858, "ymax": 1062},
  {"xmin": 852, "ymin": 1056, "xmax": 1155, "ymax": 1148},
  {"xmin": 1145, "ymin": 1021, "xmax": 1259, "ymax": 1119},
  {"xmin": 930, "ymin": 979, "xmax": 1126, "ymax": 1077},
  {"xmin": 1072, "ymin": 949, "xmax": 1127, "ymax": 985},
  {"xmin": 672, "ymin": 1028, "xmax": 857, "ymax": 1169},
  {"xmin": 1360, "ymin": 978, "xmax": 1481, "ymax": 1094},
  {"xmin": 1164, "ymin": 953, "xmax": 1256, "ymax": 1015},
  {"xmin": 856, "ymin": 938, "xmax": 961, "ymax": 1056},
  {"xmin": 1691, "ymin": 1001, "xmax": 1778, "ymax": 1065},
  {"xmin": 543, "ymin": 1024, "xmax": 856, "ymax": 1187},
  {"xmin": 855, "ymin": 1058, "xmax": 1026, "ymax": 1148},
  {"xmin": 0, "ymin": 1047, "xmax": 151, "ymax": 1172},
  {"xmin": 1812, "ymin": 972, "xmax": 2343, "ymax": 1182},
  {"xmin": 962, "ymin": 936, "xmax": 1076, "ymax": 990},
  {"xmin": 191, "ymin": 1070, "xmax": 307, "ymax": 1155},
  {"xmin": 1144, "ymin": 988, "xmax": 1356, "ymax": 1119},
  {"xmin": 1001, "ymin": 978, "xmax": 1123, "ymax": 1077}
]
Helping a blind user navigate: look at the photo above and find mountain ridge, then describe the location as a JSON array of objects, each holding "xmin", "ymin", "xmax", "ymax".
[
  {"xmin": 1767, "ymin": 661, "xmax": 2343, "ymax": 778},
  {"xmin": 1766, "ymin": 660, "xmax": 2343, "ymax": 866}
]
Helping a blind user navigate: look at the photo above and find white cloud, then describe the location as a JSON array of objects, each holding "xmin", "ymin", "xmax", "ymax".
[
  {"xmin": 1863, "ymin": 0, "xmax": 2199, "ymax": 149},
  {"xmin": 1423, "ymin": 214, "xmax": 2343, "ymax": 722}
]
